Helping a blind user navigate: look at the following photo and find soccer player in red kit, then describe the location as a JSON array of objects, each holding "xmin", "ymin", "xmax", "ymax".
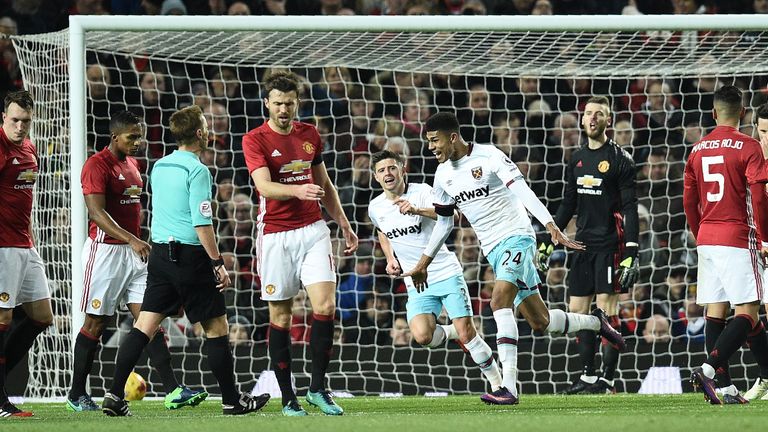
[
  {"xmin": 0, "ymin": 90, "xmax": 53, "ymax": 418},
  {"xmin": 69, "ymin": 111, "xmax": 206, "ymax": 412},
  {"xmin": 243, "ymin": 71, "xmax": 357, "ymax": 416},
  {"xmin": 685, "ymin": 85, "xmax": 768, "ymax": 404}
]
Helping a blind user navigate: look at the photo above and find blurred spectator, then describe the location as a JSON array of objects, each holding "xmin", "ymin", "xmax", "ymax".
[
  {"xmin": 612, "ymin": 119, "xmax": 635, "ymax": 148},
  {"xmin": 390, "ymin": 316, "xmax": 412, "ymax": 346},
  {"xmin": 459, "ymin": 82, "xmax": 493, "ymax": 144},
  {"xmin": 531, "ymin": 0, "xmax": 553, "ymax": 15},
  {"xmin": 140, "ymin": 0, "xmax": 162, "ymax": 14},
  {"xmin": 228, "ymin": 1, "xmax": 251, "ymax": 14},
  {"xmin": 405, "ymin": 0, "xmax": 434, "ymax": 14},
  {"xmin": 756, "ymin": 0, "xmax": 768, "ymax": 13},
  {"xmin": 228, "ymin": 315, "xmax": 252, "ymax": 346},
  {"xmin": 456, "ymin": 227, "xmax": 482, "ymax": 283},
  {"xmin": 337, "ymin": 255, "xmax": 374, "ymax": 324},
  {"xmin": 355, "ymin": 290, "xmax": 393, "ymax": 345},
  {"xmin": 642, "ymin": 314, "xmax": 671, "ymax": 343},
  {"xmin": 160, "ymin": 0, "xmax": 187, "ymax": 14},
  {"xmin": 0, "ymin": 16, "xmax": 21, "ymax": 91}
]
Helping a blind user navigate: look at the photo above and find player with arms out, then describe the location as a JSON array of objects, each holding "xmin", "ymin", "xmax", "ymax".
[
  {"xmin": 404, "ymin": 112, "xmax": 625, "ymax": 405},
  {"xmin": 243, "ymin": 71, "xmax": 357, "ymax": 416},
  {"xmin": 542, "ymin": 96, "xmax": 639, "ymax": 394},
  {"xmin": 0, "ymin": 90, "xmax": 53, "ymax": 418},
  {"xmin": 68, "ymin": 111, "xmax": 207, "ymax": 412},
  {"xmin": 368, "ymin": 150, "xmax": 503, "ymax": 392},
  {"xmin": 685, "ymin": 85, "xmax": 768, "ymax": 405}
]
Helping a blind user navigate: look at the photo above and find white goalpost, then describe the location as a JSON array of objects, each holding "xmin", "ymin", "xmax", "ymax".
[{"xmin": 11, "ymin": 14, "xmax": 768, "ymax": 399}]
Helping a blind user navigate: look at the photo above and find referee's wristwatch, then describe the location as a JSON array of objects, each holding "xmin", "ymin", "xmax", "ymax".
[{"xmin": 211, "ymin": 256, "xmax": 224, "ymax": 267}]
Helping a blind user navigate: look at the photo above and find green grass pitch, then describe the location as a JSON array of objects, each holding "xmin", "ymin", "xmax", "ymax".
[{"xmin": 3, "ymin": 394, "xmax": 766, "ymax": 432}]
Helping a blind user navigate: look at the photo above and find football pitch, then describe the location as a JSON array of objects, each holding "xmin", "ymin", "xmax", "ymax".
[{"xmin": 3, "ymin": 394, "xmax": 766, "ymax": 432}]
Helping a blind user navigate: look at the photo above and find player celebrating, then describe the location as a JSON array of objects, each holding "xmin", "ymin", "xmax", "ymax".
[
  {"xmin": 0, "ymin": 90, "xmax": 53, "ymax": 418},
  {"xmin": 243, "ymin": 71, "xmax": 357, "ymax": 416},
  {"xmin": 404, "ymin": 112, "xmax": 625, "ymax": 405},
  {"xmin": 368, "ymin": 150, "xmax": 503, "ymax": 392},
  {"xmin": 69, "ymin": 111, "xmax": 207, "ymax": 412},
  {"xmin": 686, "ymin": 86, "xmax": 768, "ymax": 405},
  {"xmin": 543, "ymin": 96, "xmax": 639, "ymax": 394}
]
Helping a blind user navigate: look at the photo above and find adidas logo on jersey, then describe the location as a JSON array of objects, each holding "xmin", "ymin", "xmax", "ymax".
[
  {"xmin": 384, "ymin": 223, "xmax": 422, "ymax": 239},
  {"xmin": 118, "ymin": 173, "xmax": 125, "ymax": 180},
  {"xmin": 11, "ymin": 158, "xmax": 19, "ymax": 165},
  {"xmin": 271, "ymin": 149, "xmax": 282, "ymax": 157},
  {"xmin": 453, "ymin": 185, "xmax": 490, "ymax": 205}
]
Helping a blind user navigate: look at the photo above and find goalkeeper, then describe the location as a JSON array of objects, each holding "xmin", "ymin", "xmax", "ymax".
[{"xmin": 539, "ymin": 96, "xmax": 639, "ymax": 395}]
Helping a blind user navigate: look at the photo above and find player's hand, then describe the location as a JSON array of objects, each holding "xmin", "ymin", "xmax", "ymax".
[
  {"xmin": 386, "ymin": 260, "xmax": 402, "ymax": 277},
  {"xmin": 342, "ymin": 225, "xmax": 358, "ymax": 255},
  {"xmin": 295, "ymin": 183, "xmax": 325, "ymax": 201},
  {"xmin": 129, "ymin": 237, "xmax": 151, "ymax": 262},
  {"xmin": 214, "ymin": 263, "xmax": 231, "ymax": 291},
  {"xmin": 617, "ymin": 246, "xmax": 639, "ymax": 291},
  {"xmin": 545, "ymin": 222, "xmax": 584, "ymax": 250},
  {"xmin": 393, "ymin": 198, "xmax": 417, "ymax": 216},
  {"xmin": 535, "ymin": 243, "xmax": 554, "ymax": 273},
  {"xmin": 402, "ymin": 266, "xmax": 429, "ymax": 293}
]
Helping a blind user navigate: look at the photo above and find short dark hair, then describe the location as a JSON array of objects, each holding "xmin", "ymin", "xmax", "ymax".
[
  {"xmin": 756, "ymin": 102, "xmax": 768, "ymax": 122},
  {"xmin": 4, "ymin": 90, "xmax": 33, "ymax": 112},
  {"xmin": 586, "ymin": 95, "xmax": 611, "ymax": 112},
  {"xmin": 110, "ymin": 110, "xmax": 141, "ymax": 134},
  {"xmin": 169, "ymin": 105, "xmax": 204, "ymax": 144},
  {"xmin": 371, "ymin": 150, "xmax": 405, "ymax": 170},
  {"xmin": 264, "ymin": 71, "xmax": 300, "ymax": 96},
  {"xmin": 425, "ymin": 112, "xmax": 460, "ymax": 134},
  {"xmin": 713, "ymin": 85, "xmax": 743, "ymax": 116}
]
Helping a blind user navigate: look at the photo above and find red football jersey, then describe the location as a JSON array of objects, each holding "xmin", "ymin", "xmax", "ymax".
[
  {"xmin": 243, "ymin": 121, "xmax": 323, "ymax": 234},
  {"xmin": 0, "ymin": 128, "xmax": 37, "ymax": 248},
  {"xmin": 683, "ymin": 125, "xmax": 768, "ymax": 248},
  {"xmin": 81, "ymin": 147, "xmax": 143, "ymax": 244}
]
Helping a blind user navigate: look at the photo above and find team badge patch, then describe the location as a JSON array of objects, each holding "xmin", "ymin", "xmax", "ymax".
[
  {"xmin": 0, "ymin": 292, "xmax": 9, "ymax": 303},
  {"xmin": 199, "ymin": 200, "xmax": 213, "ymax": 218},
  {"xmin": 302, "ymin": 141, "xmax": 315, "ymax": 154},
  {"xmin": 91, "ymin": 299, "xmax": 102, "ymax": 309},
  {"xmin": 598, "ymin": 160, "xmax": 610, "ymax": 173},
  {"xmin": 471, "ymin": 166, "xmax": 483, "ymax": 180},
  {"xmin": 265, "ymin": 284, "xmax": 276, "ymax": 295}
]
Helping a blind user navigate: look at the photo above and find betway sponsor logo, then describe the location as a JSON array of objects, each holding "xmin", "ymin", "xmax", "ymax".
[
  {"xmin": 385, "ymin": 223, "xmax": 422, "ymax": 239},
  {"xmin": 454, "ymin": 185, "xmax": 490, "ymax": 204}
]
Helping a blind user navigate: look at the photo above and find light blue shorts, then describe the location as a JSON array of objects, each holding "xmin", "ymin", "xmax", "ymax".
[
  {"xmin": 406, "ymin": 274, "xmax": 473, "ymax": 322},
  {"xmin": 486, "ymin": 235, "xmax": 541, "ymax": 307}
]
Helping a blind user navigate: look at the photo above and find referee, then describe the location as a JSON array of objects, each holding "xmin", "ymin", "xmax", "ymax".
[{"xmin": 102, "ymin": 105, "xmax": 269, "ymax": 417}]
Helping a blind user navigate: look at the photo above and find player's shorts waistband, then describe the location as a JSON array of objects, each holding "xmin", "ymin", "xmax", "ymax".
[{"xmin": 150, "ymin": 241, "xmax": 206, "ymax": 262}]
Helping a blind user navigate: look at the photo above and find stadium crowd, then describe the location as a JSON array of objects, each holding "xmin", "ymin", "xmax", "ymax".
[{"xmin": 2, "ymin": 0, "xmax": 767, "ymax": 352}]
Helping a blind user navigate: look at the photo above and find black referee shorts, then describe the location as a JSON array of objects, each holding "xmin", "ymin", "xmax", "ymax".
[
  {"xmin": 567, "ymin": 250, "xmax": 624, "ymax": 296},
  {"xmin": 142, "ymin": 242, "xmax": 226, "ymax": 324}
]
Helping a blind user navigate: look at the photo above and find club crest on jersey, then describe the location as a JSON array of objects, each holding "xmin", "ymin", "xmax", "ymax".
[
  {"xmin": 385, "ymin": 223, "xmax": 422, "ymax": 239},
  {"xmin": 0, "ymin": 292, "xmax": 9, "ymax": 303},
  {"xmin": 471, "ymin": 166, "xmax": 483, "ymax": 180},
  {"xmin": 280, "ymin": 160, "xmax": 311, "ymax": 175},
  {"xmin": 265, "ymin": 284, "xmax": 276, "ymax": 295},
  {"xmin": 302, "ymin": 141, "xmax": 315, "ymax": 154},
  {"xmin": 598, "ymin": 160, "xmax": 610, "ymax": 173}
]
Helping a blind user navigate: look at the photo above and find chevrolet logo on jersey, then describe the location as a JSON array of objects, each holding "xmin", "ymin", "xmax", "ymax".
[
  {"xmin": 577, "ymin": 175, "xmax": 603, "ymax": 195},
  {"xmin": 385, "ymin": 223, "xmax": 422, "ymax": 239},
  {"xmin": 16, "ymin": 169, "xmax": 37, "ymax": 183},
  {"xmin": 123, "ymin": 185, "xmax": 142, "ymax": 198},
  {"xmin": 280, "ymin": 160, "xmax": 311, "ymax": 175}
]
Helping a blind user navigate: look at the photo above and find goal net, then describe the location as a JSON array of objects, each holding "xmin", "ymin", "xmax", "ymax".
[{"xmin": 11, "ymin": 15, "xmax": 768, "ymax": 399}]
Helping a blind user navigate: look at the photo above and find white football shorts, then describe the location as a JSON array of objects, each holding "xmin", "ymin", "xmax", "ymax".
[
  {"xmin": 696, "ymin": 245, "xmax": 765, "ymax": 306},
  {"xmin": 257, "ymin": 220, "xmax": 336, "ymax": 301},
  {"xmin": 81, "ymin": 238, "xmax": 147, "ymax": 315},
  {"xmin": 0, "ymin": 247, "xmax": 50, "ymax": 308}
]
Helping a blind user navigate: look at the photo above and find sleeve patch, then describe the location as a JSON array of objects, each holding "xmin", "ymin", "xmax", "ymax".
[{"xmin": 199, "ymin": 200, "xmax": 213, "ymax": 218}]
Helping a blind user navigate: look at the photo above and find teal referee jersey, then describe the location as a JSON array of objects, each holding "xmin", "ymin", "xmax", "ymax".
[{"xmin": 149, "ymin": 150, "xmax": 213, "ymax": 245}]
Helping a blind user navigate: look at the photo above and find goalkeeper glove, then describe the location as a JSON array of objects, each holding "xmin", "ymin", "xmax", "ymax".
[
  {"xmin": 536, "ymin": 243, "xmax": 554, "ymax": 273},
  {"xmin": 617, "ymin": 245, "xmax": 639, "ymax": 291}
]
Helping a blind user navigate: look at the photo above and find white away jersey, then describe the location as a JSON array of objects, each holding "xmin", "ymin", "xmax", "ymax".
[
  {"xmin": 369, "ymin": 183, "xmax": 463, "ymax": 290},
  {"xmin": 433, "ymin": 143, "xmax": 540, "ymax": 256}
]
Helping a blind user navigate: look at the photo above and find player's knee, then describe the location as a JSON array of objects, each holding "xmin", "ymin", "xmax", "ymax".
[
  {"xmin": 456, "ymin": 324, "xmax": 476, "ymax": 344},
  {"xmin": 83, "ymin": 315, "xmax": 106, "ymax": 338},
  {"xmin": 313, "ymin": 300, "xmax": 335, "ymax": 317},
  {"xmin": 412, "ymin": 327, "xmax": 433, "ymax": 346},
  {"xmin": 489, "ymin": 297, "xmax": 512, "ymax": 312},
  {"xmin": 528, "ymin": 314, "xmax": 550, "ymax": 332}
]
